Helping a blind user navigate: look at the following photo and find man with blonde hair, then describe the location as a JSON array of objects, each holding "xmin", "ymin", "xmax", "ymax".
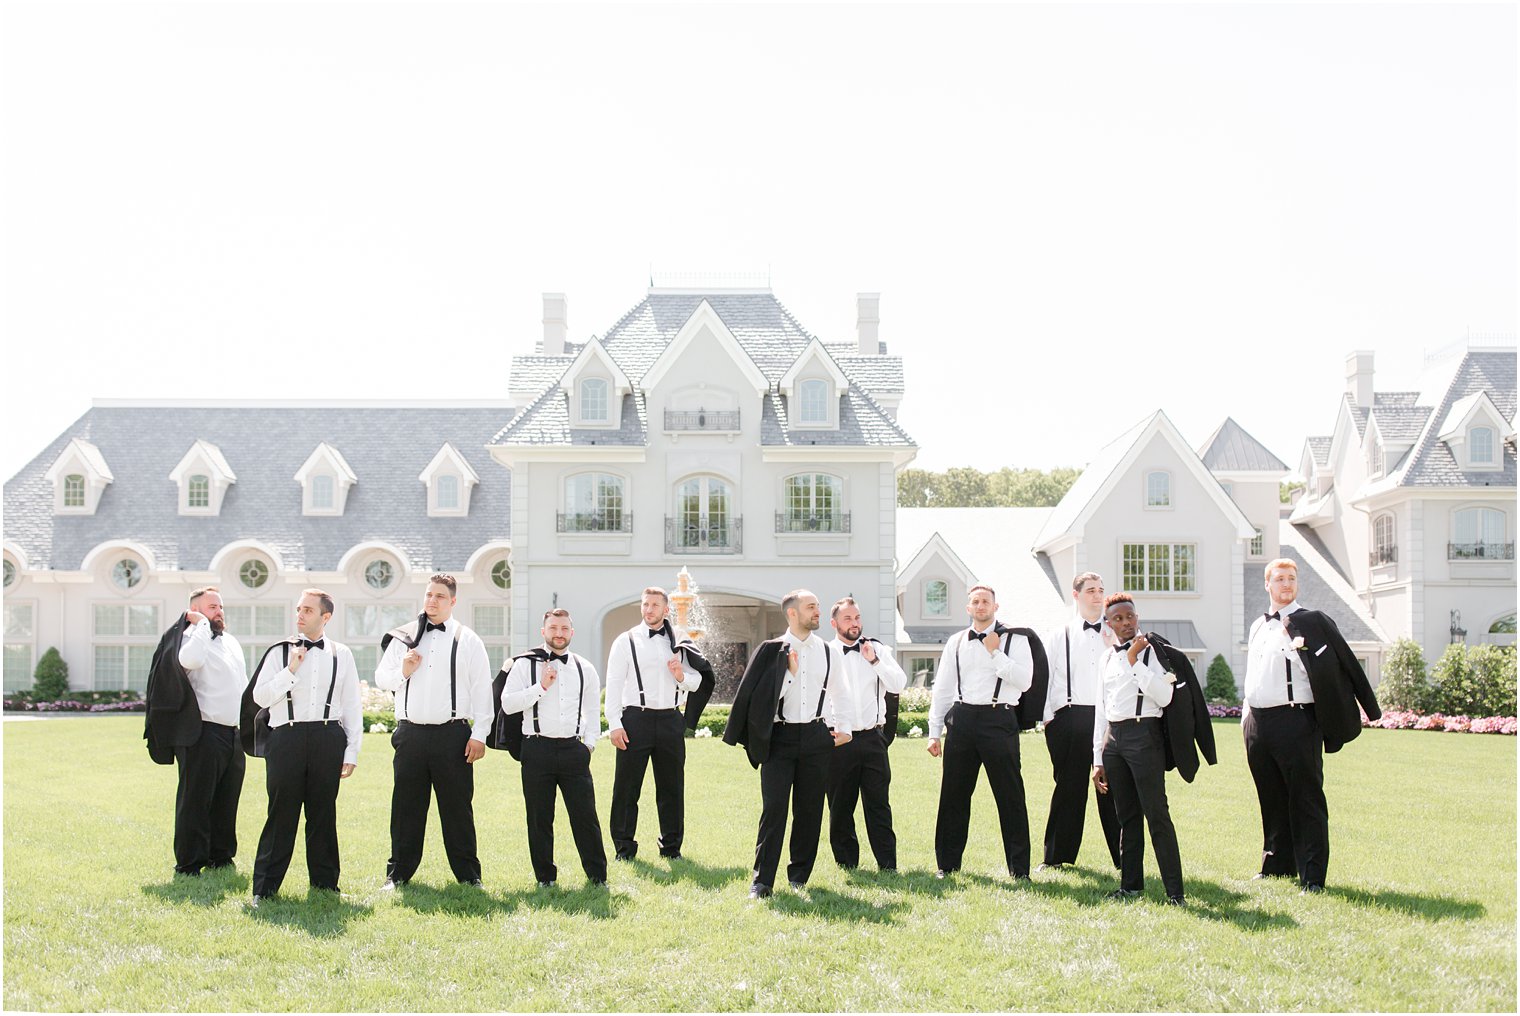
[{"xmin": 1244, "ymin": 557, "xmax": 1380, "ymax": 893}]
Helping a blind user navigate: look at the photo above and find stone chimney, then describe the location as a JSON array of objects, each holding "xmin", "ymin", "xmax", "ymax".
[
  {"xmin": 1344, "ymin": 350, "xmax": 1374, "ymax": 407},
  {"xmin": 542, "ymin": 293, "xmax": 568, "ymax": 356},
  {"xmin": 856, "ymin": 292, "xmax": 880, "ymax": 355}
]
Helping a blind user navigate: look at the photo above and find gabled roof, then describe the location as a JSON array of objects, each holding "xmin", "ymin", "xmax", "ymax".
[
  {"xmin": 491, "ymin": 390, "xmax": 649, "ymax": 447},
  {"xmin": 899, "ymin": 531, "xmax": 978, "ymax": 590},
  {"xmin": 758, "ymin": 387, "xmax": 913, "ymax": 447},
  {"xmin": 638, "ymin": 300, "xmax": 768, "ymax": 396},
  {"xmin": 779, "ymin": 337, "xmax": 850, "ymax": 393},
  {"xmin": 1033, "ymin": 411, "xmax": 1254, "ymax": 552},
  {"xmin": 1372, "ymin": 405, "xmax": 1433, "ymax": 446},
  {"xmin": 294, "ymin": 442, "xmax": 358, "ymax": 484},
  {"xmin": 558, "ymin": 337, "xmax": 632, "ymax": 395},
  {"xmin": 2, "ymin": 405, "xmax": 512, "ymax": 572},
  {"xmin": 1390, "ymin": 349, "xmax": 1516, "ymax": 488},
  {"xmin": 42, "ymin": 437, "xmax": 114, "ymax": 483},
  {"xmin": 1306, "ymin": 437, "xmax": 1332, "ymax": 467},
  {"xmin": 418, "ymin": 442, "xmax": 481, "ymax": 485},
  {"xmin": 168, "ymin": 439, "xmax": 236, "ymax": 483},
  {"xmin": 1198, "ymin": 417, "xmax": 1289, "ymax": 473},
  {"xmin": 1436, "ymin": 391, "xmax": 1503, "ymax": 441}
]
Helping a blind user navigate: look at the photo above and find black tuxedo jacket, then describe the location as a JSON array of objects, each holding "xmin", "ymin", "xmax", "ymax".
[
  {"xmin": 143, "ymin": 613, "xmax": 200, "ymax": 765},
  {"xmin": 380, "ymin": 613, "xmax": 432, "ymax": 653},
  {"xmin": 722, "ymin": 638, "xmax": 793, "ymax": 768},
  {"xmin": 1144, "ymin": 633, "xmax": 1217, "ymax": 783},
  {"xmin": 1281, "ymin": 608, "xmax": 1381, "ymax": 753},
  {"xmin": 238, "ymin": 638, "xmax": 304, "ymax": 757},
  {"xmin": 673, "ymin": 638, "xmax": 717, "ymax": 731}
]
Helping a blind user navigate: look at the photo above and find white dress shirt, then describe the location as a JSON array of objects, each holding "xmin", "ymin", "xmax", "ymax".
[
  {"xmin": 1092, "ymin": 643, "xmax": 1175, "ymax": 766},
  {"xmin": 927, "ymin": 626, "xmax": 1034, "ymax": 739},
  {"xmin": 604, "ymin": 622, "xmax": 700, "ymax": 731},
  {"xmin": 1244, "ymin": 600, "xmax": 1314, "ymax": 708},
  {"xmin": 178, "ymin": 619, "xmax": 246, "ymax": 726},
  {"xmin": 832, "ymin": 637, "xmax": 908, "ymax": 732},
  {"xmin": 1042, "ymin": 615, "xmax": 1110, "ymax": 723},
  {"xmin": 373, "ymin": 617, "xmax": 493, "ymax": 741},
  {"xmin": 251, "ymin": 637, "xmax": 364, "ymax": 765},
  {"xmin": 500, "ymin": 648, "xmax": 602, "ymax": 751},
  {"xmin": 775, "ymin": 631, "xmax": 854, "ymax": 731}
]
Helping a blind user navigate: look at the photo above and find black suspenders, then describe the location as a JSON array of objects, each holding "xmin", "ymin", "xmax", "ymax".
[
  {"xmin": 776, "ymin": 642, "xmax": 831, "ymax": 721},
  {"xmin": 284, "ymin": 644, "xmax": 339, "ymax": 723},
  {"xmin": 628, "ymin": 633, "xmax": 646, "ymax": 706},
  {"xmin": 1285, "ymin": 658, "xmax": 1295, "ymax": 703},
  {"xmin": 1134, "ymin": 646, "xmax": 1152, "ymax": 717},
  {"xmin": 956, "ymin": 629, "xmax": 1009, "ymax": 705},
  {"xmin": 531, "ymin": 656, "xmax": 586, "ymax": 738},
  {"xmin": 1064, "ymin": 628, "xmax": 1073, "ymax": 706},
  {"xmin": 402, "ymin": 627, "xmax": 462, "ymax": 719}
]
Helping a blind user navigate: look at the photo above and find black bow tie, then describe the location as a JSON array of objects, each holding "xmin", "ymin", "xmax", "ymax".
[
  {"xmin": 1264, "ymin": 611, "xmax": 1281, "ymax": 622},
  {"xmin": 424, "ymin": 621, "xmax": 448, "ymax": 633},
  {"xmin": 648, "ymin": 624, "xmax": 669, "ymax": 639},
  {"xmin": 1083, "ymin": 620, "xmax": 1103, "ymax": 633},
  {"xmin": 546, "ymin": 652, "xmax": 569, "ymax": 664},
  {"xmin": 968, "ymin": 628, "xmax": 997, "ymax": 642},
  {"xmin": 300, "ymin": 638, "xmax": 325, "ymax": 650},
  {"xmin": 210, "ymin": 627, "xmax": 222, "ymax": 640},
  {"xmin": 1115, "ymin": 641, "xmax": 1132, "ymax": 653},
  {"xmin": 842, "ymin": 641, "xmax": 863, "ymax": 655}
]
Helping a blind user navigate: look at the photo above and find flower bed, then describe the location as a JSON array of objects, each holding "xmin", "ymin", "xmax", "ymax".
[
  {"xmin": 1368, "ymin": 709, "xmax": 1517, "ymax": 735},
  {"xmin": 4, "ymin": 698, "xmax": 146, "ymax": 712}
]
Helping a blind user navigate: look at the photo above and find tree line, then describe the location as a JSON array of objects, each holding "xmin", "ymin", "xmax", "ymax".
[{"xmin": 897, "ymin": 467, "xmax": 1080, "ymax": 507}]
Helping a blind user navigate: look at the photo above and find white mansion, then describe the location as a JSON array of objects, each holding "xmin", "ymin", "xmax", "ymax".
[{"xmin": 3, "ymin": 284, "xmax": 1513, "ymax": 699}]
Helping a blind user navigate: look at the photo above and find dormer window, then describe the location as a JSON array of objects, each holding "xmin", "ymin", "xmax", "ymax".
[
  {"xmin": 419, "ymin": 443, "xmax": 480, "ymax": 518},
  {"xmin": 169, "ymin": 439, "xmax": 236, "ymax": 516},
  {"xmin": 294, "ymin": 443, "xmax": 356, "ymax": 517},
  {"xmin": 1471, "ymin": 426, "xmax": 1495, "ymax": 465},
  {"xmin": 924, "ymin": 580, "xmax": 949, "ymax": 617},
  {"xmin": 580, "ymin": 378, "xmax": 609, "ymax": 424},
  {"xmin": 1367, "ymin": 440, "xmax": 1384, "ymax": 477},
  {"xmin": 1145, "ymin": 471, "xmax": 1171, "ymax": 508},
  {"xmin": 799, "ymin": 379, "xmax": 829, "ymax": 424},
  {"xmin": 45, "ymin": 437, "xmax": 113, "ymax": 515}
]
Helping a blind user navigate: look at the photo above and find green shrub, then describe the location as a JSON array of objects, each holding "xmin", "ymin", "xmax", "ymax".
[
  {"xmin": 1430, "ymin": 643, "xmax": 1517, "ymax": 717},
  {"xmin": 1469, "ymin": 645, "xmax": 1517, "ymax": 718},
  {"xmin": 1204, "ymin": 654, "xmax": 1239, "ymax": 705},
  {"xmin": 32, "ymin": 648, "xmax": 69, "ymax": 701},
  {"xmin": 1379, "ymin": 638, "xmax": 1432, "ymax": 713}
]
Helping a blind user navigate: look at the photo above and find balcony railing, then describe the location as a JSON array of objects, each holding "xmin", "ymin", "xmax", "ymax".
[
  {"xmin": 666, "ymin": 516, "xmax": 742, "ymax": 554},
  {"xmin": 1449, "ymin": 541, "xmax": 1515, "ymax": 560},
  {"xmin": 557, "ymin": 512, "xmax": 632, "ymax": 533},
  {"xmin": 664, "ymin": 409, "xmax": 741, "ymax": 432},
  {"xmin": 774, "ymin": 511, "xmax": 851, "ymax": 534},
  {"xmin": 1369, "ymin": 545, "xmax": 1398, "ymax": 566}
]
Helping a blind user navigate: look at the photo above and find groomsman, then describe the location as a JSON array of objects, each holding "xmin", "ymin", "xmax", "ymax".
[
  {"xmin": 1091, "ymin": 593, "xmax": 1185, "ymax": 905},
  {"xmin": 1244, "ymin": 558, "xmax": 1380, "ymax": 893},
  {"xmin": 604, "ymin": 587, "xmax": 703, "ymax": 861},
  {"xmin": 500, "ymin": 608, "xmax": 607, "ymax": 887},
  {"xmin": 374, "ymin": 574, "xmax": 493, "ymax": 887},
  {"xmin": 248, "ymin": 589, "xmax": 361, "ymax": 904},
  {"xmin": 1040, "ymin": 572, "xmax": 1121, "ymax": 870},
  {"xmin": 927, "ymin": 585, "xmax": 1035, "ymax": 881},
  {"xmin": 826, "ymin": 596, "xmax": 907, "ymax": 872},
  {"xmin": 146, "ymin": 587, "xmax": 247, "ymax": 876},
  {"xmin": 723, "ymin": 590, "xmax": 854, "ymax": 898}
]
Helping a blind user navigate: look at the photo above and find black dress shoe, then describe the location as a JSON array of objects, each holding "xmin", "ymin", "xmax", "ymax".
[
  {"xmin": 788, "ymin": 880, "xmax": 806, "ymax": 890},
  {"xmin": 659, "ymin": 851, "xmax": 682, "ymax": 860},
  {"xmin": 1165, "ymin": 894, "xmax": 1186, "ymax": 906},
  {"xmin": 1011, "ymin": 873, "xmax": 1032, "ymax": 883},
  {"xmin": 537, "ymin": 880, "xmax": 556, "ymax": 889},
  {"xmin": 590, "ymin": 878, "xmax": 607, "ymax": 887},
  {"xmin": 1037, "ymin": 862, "xmax": 1064, "ymax": 871},
  {"xmin": 462, "ymin": 878, "xmax": 484, "ymax": 887},
  {"xmin": 1300, "ymin": 882, "xmax": 1325, "ymax": 894},
  {"xmin": 1104, "ymin": 888, "xmax": 1141, "ymax": 901},
  {"xmin": 614, "ymin": 853, "xmax": 635, "ymax": 862},
  {"xmin": 748, "ymin": 883, "xmax": 772, "ymax": 899}
]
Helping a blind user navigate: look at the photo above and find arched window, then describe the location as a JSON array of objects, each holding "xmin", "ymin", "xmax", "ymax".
[
  {"xmin": 580, "ymin": 378, "xmax": 609, "ymax": 424},
  {"xmin": 1471, "ymin": 426, "xmax": 1496, "ymax": 465},
  {"xmin": 187, "ymin": 474, "xmax": 211, "ymax": 509},
  {"xmin": 1145, "ymin": 471, "xmax": 1171, "ymax": 508},
  {"xmin": 63, "ymin": 474, "xmax": 86, "ymax": 508},
  {"xmin": 1489, "ymin": 613, "xmax": 1516, "ymax": 635},
  {"xmin": 1451, "ymin": 507, "xmax": 1509, "ymax": 559},
  {"xmin": 923, "ymin": 580, "xmax": 949, "ymax": 617},
  {"xmin": 1371, "ymin": 513, "xmax": 1396, "ymax": 566},
  {"xmin": 436, "ymin": 474, "xmax": 459, "ymax": 510},
  {"xmin": 799, "ymin": 379, "xmax": 829, "ymax": 424},
  {"xmin": 781, "ymin": 473, "xmax": 845, "ymax": 532},
  {"xmin": 562, "ymin": 473, "xmax": 626, "ymax": 532},
  {"xmin": 672, "ymin": 475, "xmax": 734, "ymax": 551}
]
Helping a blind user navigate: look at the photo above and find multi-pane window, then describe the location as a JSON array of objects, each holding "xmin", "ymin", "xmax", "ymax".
[
  {"xmin": 63, "ymin": 474, "xmax": 86, "ymax": 508},
  {"xmin": 311, "ymin": 474, "xmax": 335, "ymax": 510},
  {"xmin": 111, "ymin": 559, "xmax": 143, "ymax": 590},
  {"xmin": 1452, "ymin": 507, "xmax": 1508, "ymax": 558},
  {"xmin": 564, "ymin": 473, "xmax": 625, "ymax": 531},
  {"xmin": 436, "ymin": 474, "xmax": 459, "ymax": 510},
  {"xmin": 224, "ymin": 603, "xmax": 287, "ymax": 678},
  {"xmin": 1367, "ymin": 441, "xmax": 1384, "ymax": 477},
  {"xmin": 187, "ymin": 474, "xmax": 211, "ymax": 509},
  {"xmin": 1250, "ymin": 527, "xmax": 1265, "ymax": 557},
  {"xmin": 911, "ymin": 657, "xmax": 937, "ymax": 688},
  {"xmin": 364, "ymin": 559, "xmax": 396, "ymax": 591},
  {"xmin": 799, "ymin": 379, "xmax": 829, "ymax": 424},
  {"xmin": 1145, "ymin": 471, "xmax": 1171, "ymax": 508},
  {"xmin": 238, "ymin": 559, "xmax": 269, "ymax": 589},
  {"xmin": 93, "ymin": 603, "xmax": 159, "ymax": 692},
  {"xmin": 676, "ymin": 476, "xmax": 731, "ymax": 549},
  {"xmin": 580, "ymin": 378, "xmax": 609, "ymax": 423},
  {"xmin": 1471, "ymin": 427, "xmax": 1496, "ymax": 465},
  {"xmin": 473, "ymin": 604, "xmax": 511, "ymax": 674},
  {"xmin": 923, "ymin": 580, "xmax": 949, "ymax": 617},
  {"xmin": 1372, "ymin": 513, "xmax": 1396, "ymax": 565},
  {"xmin": 3, "ymin": 559, "xmax": 15, "ymax": 588},
  {"xmin": 490, "ymin": 559, "xmax": 512, "ymax": 590},
  {"xmin": 783, "ymin": 473, "xmax": 843, "ymax": 531},
  {"xmin": 1121, "ymin": 543, "xmax": 1197, "ymax": 593},
  {"xmin": 346, "ymin": 603, "xmax": 415, "ymax": 680},
  {"xmin": 4, "ymin": 602, "xmax": 35, "ymax": 694}
]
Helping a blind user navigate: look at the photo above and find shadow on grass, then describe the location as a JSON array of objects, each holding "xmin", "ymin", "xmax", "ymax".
[
  {"xmin": 1328, "ymin": 884, "xmax": 1486, "ymax": 921},
  {"xmin": 141, "ymin": 866, "xmax": 249, "ymax": 908},
  {"xmin": 245, "ymin": 890, "xmax": 373, "ymax": 937},
  {"xmin": 629, "ymin": 856, "xmax": 750, "ymax": 889},
  {"xmin": 499, "ymin": 881, "xmax": 622, "ymax": 920},
  {"xmin": 842, "ymin": 867, "xmax": 956, "ymax": 898},
  {"xmin": 764, "ymin": 885, "xmax": 910, "ymax": 924},
  {"xmin": 390, "ymin": 880, "xmax": 524, "ymax": 918}
]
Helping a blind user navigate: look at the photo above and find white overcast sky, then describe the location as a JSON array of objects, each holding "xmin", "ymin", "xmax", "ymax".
[{"xmin": 1, "ymin": 1, "xmax": 1515, "ymax": 485}]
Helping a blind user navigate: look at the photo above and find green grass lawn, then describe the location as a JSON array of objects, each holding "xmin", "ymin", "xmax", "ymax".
[{"xmin": 3, "ymin": 717, "xmax": 1515, "ymax": 1012}]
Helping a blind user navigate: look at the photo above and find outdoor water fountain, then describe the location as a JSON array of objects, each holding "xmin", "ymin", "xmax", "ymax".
[{"xmin": 668, "ymin": 566, "xmax": 704, "ymax": 640}]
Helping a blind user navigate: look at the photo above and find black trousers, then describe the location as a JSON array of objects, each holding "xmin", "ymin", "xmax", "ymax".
[
  {"xmin": 609, "ymin": 707, "xmax": 686, "ymax": 859},
  {"xmin": 934, "ymin": 704, "xmax": 1030, "ymax": 877},
  {"xmin": 1243, "ymin": 704, "xmax": 1329, "ymax": 886},
  {"xmin": 173, "ymin": 722, "xmax": 244, "ymax": 874},
  {"xmin": 387, "ymin": 720, "xmax": 480, "ymax": 884},
  {"xmin": 1043, "ymin": 704, "xmax": 1121, "ymax": 868},
  {"xmin": 1103, "ymin": 718, "xmax": 1183, "ymax": 897},
  {"xmin": 826, "ymin": 727, "xmax": 896, "ymax": 870},
  {"xmin": 252, "ymin": 722, "xmax": 347, "ymax": 896},
  {"xmin": 753, "ymin": 721, "xmax": 833, "ymax": 889},
  {"xmin": 521, "ymin": 736, "xmax": 607, "ymax": 884}
]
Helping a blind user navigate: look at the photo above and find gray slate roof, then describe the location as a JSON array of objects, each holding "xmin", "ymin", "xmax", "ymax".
[
  {"xmin": 1198, "ymin": 417, "xmax": 1289, "ymax": 473},
  {"xmin": 492, "ymin": 292, "xmax": 913, "ymax": 449},
  {"xmin": 3, "ymin": 406, "xmax": 512, "ymax": 572},
  {"xmin": 1396, "ymin": 349, "xmax": 1517, "ymax": 488},
  {"xmin": 1147, "ymin": 620, "xmax": 1205, "ymax": 650},
  {"xmin": 904, "ymin": 625, "xmax": 968, "ymax": 645},
  {"xmin": 1371, "ymin": 405, "xmax": 1433, "ymax": 445},
  {"xmin": 489, "ymin": 391, "xmax": 649, "ymax": 447},
  {"xmin": 1306, "ymin": 437, "xmax": 1332, "ymax": 467}
]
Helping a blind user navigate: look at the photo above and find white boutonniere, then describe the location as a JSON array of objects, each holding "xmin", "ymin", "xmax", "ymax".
[{"xmin": 1291, "ymin": 636, "xmax": 1306, "ymax": 651}]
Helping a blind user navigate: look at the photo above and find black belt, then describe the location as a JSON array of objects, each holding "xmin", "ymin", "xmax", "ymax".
[
  {"xmin": 625, "ymin": 705, "xmax": 679, "ymax": 713},
  {"xmin": 204, "ymin": 721, "xmax": 239, "ymax": 731},
  {"xmin": 285, "ymin": 719, "xmax": 341, "ymax": 726},
  {"xmin": 396, "ymin": 718, "xmax": 471, "ymax": 727},
  {"xmin": 1112, "ymin": 715, "xmax": 1160, "ymax": 724},
  {"xmin": 1255, "ymin": 702, "xmax": 1311, "ymax": 711},
  {"xmin": 957, "ymin": 702, "xmax": 1014, "ymax": 711},
  {"xmin": 776, "ymin": 718, "xmax": 827, "ymax": 726}
]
